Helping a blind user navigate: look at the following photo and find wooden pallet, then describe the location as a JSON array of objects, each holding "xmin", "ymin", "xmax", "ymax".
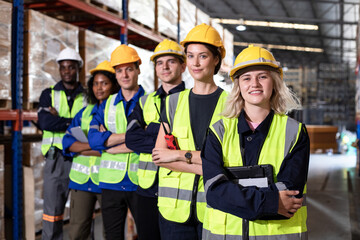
[
  {"xmin": 23, "ymin": 101, "xmax": 39, "ymax": 111},
  {"xmin": 0, "ymin": 99, "xmax": 11, "ymax": 110}
]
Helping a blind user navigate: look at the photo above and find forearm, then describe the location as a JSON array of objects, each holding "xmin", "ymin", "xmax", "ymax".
[
  {"xmin": 157, "ymin": 161, "xmax": 202, "ymax": 175},
  {"xmin": 106, "ymin": 143, "xmax": 133, "ymax": 154},
  {"xmin": 105, "ymin": 133, "xmax": 126, "ymax": 147},
  {"xmin": 80, "ymin": 150, "xmax": 102, "ymax": 156},
  {"xmin": 69, "ymin": 142, "xmax": 92, "ymax": 153}
]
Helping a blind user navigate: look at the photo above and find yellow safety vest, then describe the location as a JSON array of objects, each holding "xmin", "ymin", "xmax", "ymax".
[
  {"xmin": 99, "ymin": 93, "xmax": 139, "ymax": 185},
  {"xmin": 69, "ymin": 104, "xmax": 101, "ymax": 185},
  {"xmin": 203, "ymin": 114, "xmax": 308, "ymax": 240},
  {"xmin": 136, "ymin": 92, "xmax": 161, "ymax": 189},
  {"xmin": 41, "ymin": 86, "xmax": 86, "ymax": 155},
  {"xmin": 157, "ymin": 89, "xmax": 228, "ymax": 223}
]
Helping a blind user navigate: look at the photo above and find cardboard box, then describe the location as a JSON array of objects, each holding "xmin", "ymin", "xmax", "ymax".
[
  {"xmin": 0, "ymin": 0, "xmax": 12, "ymax": 101},
  {"xmin": 307, "ymin": 125, "xmax": 338, "ymax": 153}
]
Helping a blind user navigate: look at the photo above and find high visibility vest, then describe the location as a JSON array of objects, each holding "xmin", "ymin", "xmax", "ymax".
[
  {"xmin": 41, "ymin": 86, "xmax": 86, "ymax": 155},
  {"xmin": 203, "ymin": 114, "xmax": 308, "ymax": 240},
  {"xmin": 69, "ymin": 104, "xmax": 101, "ymax": 186},
  {"xmin": 99, "ymin": 93, "xmax": 139, "ymax": 185},
  {"xmin": 157, "ymin": 89, "xmax": 228, "ymax": 223},
  {"xmin": 136, "ymin": 92, "xmax": 161, "ymax": 189}
]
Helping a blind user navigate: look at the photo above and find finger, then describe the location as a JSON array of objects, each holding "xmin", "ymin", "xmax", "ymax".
[{"xmin": 287, "ymin": 190, "xmax": 300, "ymax": 196}]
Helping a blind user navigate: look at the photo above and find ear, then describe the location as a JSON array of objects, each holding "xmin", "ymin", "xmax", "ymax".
[{"xmin": 181, "ymin": 63, "xmax": 186, "ymax": 73}]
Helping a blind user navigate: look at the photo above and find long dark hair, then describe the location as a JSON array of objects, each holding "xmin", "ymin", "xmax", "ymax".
[
  {"xmin": 184, "ymin": 42, "xmax": 222, "ymax": 75},
  {"xmin": 86, "ymin": 70, "xmax": 120, "ymax": 104}
]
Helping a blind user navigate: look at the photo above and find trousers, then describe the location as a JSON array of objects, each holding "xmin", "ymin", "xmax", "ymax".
[
  {"xmin": 69, "ymin": 189, "xmax": 102, "ymax": 240},
  {"xmin": 42, "ymin": 148, "xmax": 72, "ymax": 240}
]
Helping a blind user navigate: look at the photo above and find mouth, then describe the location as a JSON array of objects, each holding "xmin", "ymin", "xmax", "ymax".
[
  {"xmin": 192, "ymin": 69, "xmax": 202, "ymax": 73},
  {"xmin": 249, "ymin": 90, "xmax": 263, "ymax": 94}
]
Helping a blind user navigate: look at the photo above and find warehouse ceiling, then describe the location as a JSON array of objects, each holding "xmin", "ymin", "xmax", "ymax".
[{"xmin": 190, "ymin": 0, "xmax": 359, "ymax": 69}]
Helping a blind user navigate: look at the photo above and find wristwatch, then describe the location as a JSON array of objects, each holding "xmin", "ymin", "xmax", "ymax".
[{"xmin": 185, "ymin": 151, "xmax": 192, "ymax": 164}]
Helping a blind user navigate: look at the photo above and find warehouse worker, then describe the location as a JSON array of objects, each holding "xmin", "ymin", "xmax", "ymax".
[
  {"xmin": 125, "ymin": 39, "xmax": 186, "ymax": 240},
  {"xmin": 201, "ymin": 45, "xmax": 310, "ymax": 240},
  {"xmin": 151, "ymin": 24, "xmax": 228, "ymax": 240},
  {"xmin": 88, "ymin": 45, "xmax": 144, "ymax": 240},
  {"xmin": 38, "ymin": 47, "xmax": 86, "ymax": 240},
  {"xmin": 62, "ymin": 61, "xmax": 120, "ymax": 240}
]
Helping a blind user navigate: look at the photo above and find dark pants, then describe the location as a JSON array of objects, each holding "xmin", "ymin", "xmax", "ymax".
[
  {"xmin": 159, "ymin": 213, "xmax": 202, "ymax": 240},
  {"xmin": 135, "ymin": 194, "xmax": 161, "ymax": 240},
  {"xmin": 42, "ymin": 148, "xmax": 72, "ymax": 240},
  {"xmin": 69, "ymin": 189, "xmax": 102, "ymax": 240},
  {"xmin": 101, "ymin": 189, "xmax": 138, "ymax": 240}
]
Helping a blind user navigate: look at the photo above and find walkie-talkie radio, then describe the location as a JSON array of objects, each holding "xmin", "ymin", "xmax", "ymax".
[{"xmin": 154, "ymin": 103, "xmax": 179, "ymax": 150}]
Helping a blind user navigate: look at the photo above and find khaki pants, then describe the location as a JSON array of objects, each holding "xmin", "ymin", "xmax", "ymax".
[{"xmin": 69, "ymin": 189, "xmax": 102, "ymax": 240}]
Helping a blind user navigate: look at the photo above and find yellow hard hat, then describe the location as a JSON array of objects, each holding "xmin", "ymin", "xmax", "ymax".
[
  {"xmin": 150, "ymin": 39, "xmax": 186, "ymax": 62},
  {"xmin": 110, "ymin": 44, "xmax": 142, "ymax": 67},
  {"xmin": 90, "ymin": 60, "xmax": 115, "ymax": 75},
  {"xmin": 180, "ymin": 23, "xmax": 226, "ymax": 59},
  {"xmin": 230, "ymin": 44, "xmax": 282, "ymax": 81}
]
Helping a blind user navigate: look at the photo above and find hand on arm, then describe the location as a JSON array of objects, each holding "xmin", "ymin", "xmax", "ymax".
[
  {"xmin": 152, "ymin": 123, "xmax": 202, "ymax": 175},
  {"xmin": 105, "ymin": 132, "xmax": 126, "ymax": 147},
  {"xmin": 68, "ymin": 142, "xmax": 101, "ymax": 157},
  {"xmin": 278, "ymin": 190, "xmax": 303, "ymax": 218},
  {"xmin": 106, "ymin": 143, "xmax": 133, "ymax": 154}
]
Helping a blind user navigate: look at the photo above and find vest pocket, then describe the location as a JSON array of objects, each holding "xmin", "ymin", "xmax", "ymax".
[{"xmin": 173, "ymin": 126, "xmax": 189, "ymax": 149}]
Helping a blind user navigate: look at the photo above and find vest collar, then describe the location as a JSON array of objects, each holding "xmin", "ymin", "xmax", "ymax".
[
  {"xmin": 114, "ymin": 85, "xmax": 145, "ymax": 105},
  {"xmin": 154, "ymin": 81, "xmax": 186, "ymax": 98},
  {"xmin": 238, "ymin": 109, "xmax": 274, "ymax": 137}
]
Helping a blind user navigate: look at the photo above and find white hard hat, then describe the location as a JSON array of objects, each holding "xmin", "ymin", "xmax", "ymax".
[{"xmin": 56, "ymin": 47, "xmax": 83, "ymax": 68}]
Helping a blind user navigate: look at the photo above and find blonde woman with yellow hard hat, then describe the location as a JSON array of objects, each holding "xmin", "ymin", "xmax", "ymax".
[
  {"xmin": 62, "ymin": 60, "xmax": 119, "ymax": 239},
  {"xmin": 151, "ymin": 23, "xmax": 228, "ymax": 240},
  {"xmin": 202, "ymin": 45, "xmax": 310, "ymax": 240}
]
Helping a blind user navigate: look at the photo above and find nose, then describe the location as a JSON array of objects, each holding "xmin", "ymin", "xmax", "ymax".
[
  {"xmin": 193, "ymin": 56, "xmax": 200, "ymax": 67},
  {"xmin": 250, "ymin": 77, "xmax": 260, "ymax": 87}
]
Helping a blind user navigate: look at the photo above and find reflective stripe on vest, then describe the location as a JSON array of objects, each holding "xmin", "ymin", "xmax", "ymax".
[
  {"xmin": 137, "ymin": 92, "xmax": 161, "ymax": 189},
  {"xmin": 69, "ymin": 105, "xmax": 101, "ymax": 185},
  {"xmin": 158, "ymin": 89, "xmax": 228, "ymax": 223},
  {"xmin": 99, "ymin": 93, "xmax": 139, "ymax": 185},
  {"xmin": 41, "ymin": 86, "xmax": 86, "ymax": 155},
  {"xmin": 203, "ymin": 114, "xmax": 307, "ymax": 239}
]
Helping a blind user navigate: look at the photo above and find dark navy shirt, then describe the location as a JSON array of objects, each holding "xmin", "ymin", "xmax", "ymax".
[
  {"xmin": 88, "ymin": 86, "xmax": 145, "ymax": 191},
  {"xmin": 38, "ymin": 81, "xmax": 84, "ymax": 133},
  {"xmin": 201, "ymin": 110, "xmax": 310, "ymax": 221},
  {"xmin": 62, "ymin": 104, "xmax": 102, "ymax": 194},
  {"xmin": 125, "ymin": 82, "xmax": 186, "ymax": 197}
]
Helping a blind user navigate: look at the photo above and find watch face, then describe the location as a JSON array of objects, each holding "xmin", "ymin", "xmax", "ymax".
[{"xmin": 185, "ymin": 152, "xmax": 192, "ymax": 159}]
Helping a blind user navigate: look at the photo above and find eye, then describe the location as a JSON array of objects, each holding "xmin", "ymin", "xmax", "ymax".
[
  {"xmin": 156, "ymin": 61, "xmax": 163, "ymax": 66},
  {"xmin": 187, "ymin": 54, "xmax": 193, "ymax": 59},
  {"xmin": 169, "ymin": 60, "xmax": 176, "ymax": 64},
  {"xmin": 200, "ymin": 54, "xmax": 207, "ymax": 59}
]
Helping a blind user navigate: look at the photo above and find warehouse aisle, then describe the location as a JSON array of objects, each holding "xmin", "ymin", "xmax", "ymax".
[{"xmin": 307, "ymin": 153, "xmax": 359, "ymax": 240}]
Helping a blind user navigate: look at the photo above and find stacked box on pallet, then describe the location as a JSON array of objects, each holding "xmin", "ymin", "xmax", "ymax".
[
  {"xmin": 180, "ymin": 0, "xmax": 196, "ymax": 42},
  {"xmin": 0, "ymin": 0, "xmax": 11, "ymax": 104},
  {"xmin": 284, "ymin": 68, "xmax": 303, "ymax": 100},
  {"xmin": 129, "ymin": 44, "xmax": 155, "ymax": 93},
  {"xmin": 92, "ymin": 0, "xmax": 122, "ymax": 13},
  {"xmin": 80, "ymin": 29, "xmax": 120, "ymax": 81},
  {"xmin": 196, "ymin": 8, "xmax": 210, "ymax": 25},
  {"xmin": 223, "ymin": 29, "xmax": 234, "ymax": 69},
  {"xmin": 158, "ymin": 0, "xmax": 178, "ymax": 40},
  {"xmin": 0, "ymin": 145, "xmax": 4, "ymax": 239},
  {"xmin": 23, "ymin": 10, "xmax": 79, "ymax": 109},
  {"xmin": 128, "ymin": 0, "xmax": 154, "ymax": 29}
]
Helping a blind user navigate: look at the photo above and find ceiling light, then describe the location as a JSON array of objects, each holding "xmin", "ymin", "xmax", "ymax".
[
  {"xmin": 233, "ymin": 42, "xmax": 324, "ymax": 53},
  {"xmin": 212, "ymin": 18, "xmax": 318, "ymax": 31},
  {"xmin": 236, "ymin": 25, "xmax": 246, "ymax": 31}
]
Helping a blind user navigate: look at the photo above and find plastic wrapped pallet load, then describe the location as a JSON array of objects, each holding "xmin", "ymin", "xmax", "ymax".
[
  {"xmin": 158, "ymin": 0, "xmax": 178, "ymax": 39},
  {"xmin": 0, "ymin": 0, "xmax": 12, "ymax": 102},
  {"xmin": 0, "ymin": 145, "xmax": 4, "ymax": 239},
  {"xmin": 80, "ymin": 29, "xmax": 120, "ymax": 81},
  {"xmin": 179, "ymin": 0, "xmax": 196, "ymax": 42},
  {"xmin": 23, "ymin": 9, "xmax": 79, "ymax": 108},
  {"xmin": 128, "ymin": 0, "xmax": 154, "ymax": 29}
]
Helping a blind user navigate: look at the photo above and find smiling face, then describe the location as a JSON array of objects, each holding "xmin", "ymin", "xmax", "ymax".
[
  {"xmin": 92, "ymin": 73, "xmax": 114, "ymax": 104},
  {"xmin": 114, "ymin": 62, "xmax": 140, "ymax": 91},
  {"xmin": 59, "ymin": 60, "xmax": 79, "ymax": 85},
  {"xmin": 155, "ymin": 55, "xmax": 185, "ymax": 85},
  {"xmin": 237, "ymin": 69, "xmax": 273, "ymax": 110},
  {"xmin": 186, "ymin": 43, "xmax": 219, "ymax": 82}
]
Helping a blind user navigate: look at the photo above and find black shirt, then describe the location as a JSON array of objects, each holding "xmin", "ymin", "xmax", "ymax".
[{"xmin": 189, "ymin": 87, "xmax": 223, "ymax": 150}]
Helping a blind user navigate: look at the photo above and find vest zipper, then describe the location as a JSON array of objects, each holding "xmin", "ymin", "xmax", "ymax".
[
  {"xmin": 191, "ymin": 174, "xmax": 200, "ymax": 222},
  {"xmin": 243, "ymin": 219, "xmax": 249, "ymax": 240}
]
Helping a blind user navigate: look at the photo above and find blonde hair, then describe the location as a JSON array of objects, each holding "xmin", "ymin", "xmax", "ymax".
[{"xmin": 222, "ymin": 71, "xmax": 302, "ymax": 118}]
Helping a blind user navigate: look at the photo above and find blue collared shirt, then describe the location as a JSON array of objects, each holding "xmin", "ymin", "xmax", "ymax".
[
  {"xmin": 62, "ymin": 104, "xmax": 102, "ymax": 193},
  {"xmin": 88, "ymin": 86, "xmax": 145, "ymax": 191}
]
